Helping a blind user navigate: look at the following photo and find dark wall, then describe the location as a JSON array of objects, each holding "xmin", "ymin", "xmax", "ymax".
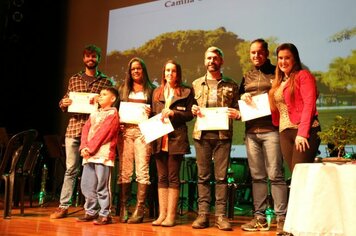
[
  {"xmin": 0, "ymin": 0, "xmax": 152, "ymax": 137},
  {"xmin": 59, "ymin": 0, "xmax": 155, "ymax": 135},
  {"xmin": 0, "ymin": 0, "xmax": 68, "ymax": 137}
]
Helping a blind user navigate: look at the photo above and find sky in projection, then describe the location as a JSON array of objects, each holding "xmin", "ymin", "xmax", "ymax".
[{"xmin": 107, "ymin": 0, "xmax": 356, "ymax": 72}]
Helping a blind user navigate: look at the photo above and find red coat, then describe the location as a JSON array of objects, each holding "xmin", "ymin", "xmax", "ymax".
[
  {"xmin": 80, "ymin": 107, "xmax": 119, "ymax": 163},
  {"xmin": 272, "ymin": 70, "xmax": 318, "ymax": 138}
]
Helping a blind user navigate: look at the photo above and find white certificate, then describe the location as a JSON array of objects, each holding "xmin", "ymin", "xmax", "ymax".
[
  {"xmin": 68, "ymin": 92, "xmax": 98, "ymax": 114},
  {"xmin": 196, "ymin": 107, "xmax": 229, "ymax": 131},
  {"xmin": 138, "ymin": 113, "xmax": 174, "ymax": 144},
  {"xmin": 119, "ymin": 102, "xmax": 149, "ymax": 124},
  {"xmin": 238, "ymin": 93, "xmax": 271, "ymax": 122}
]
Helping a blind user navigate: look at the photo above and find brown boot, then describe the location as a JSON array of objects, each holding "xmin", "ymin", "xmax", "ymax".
[
  {"xmin": 192, "ymin": 214, "xmax": 210, "ymax": 229},
  {"xmin": 50, "ymin": 207, "xmax": 68, "ymax": 219},
  {"xmin": 161, "ymin": 188, "xmax": 179, "ymax": 227},
  {"xmin": 127, "ymin": 183, "xmax": 148, "ymax": 224},
  {"xmin": 119, "ymin": 183, "xmax": 131, "ymax": 223},
  {"xmin": 215, "ymin": 215, "xmax": 232, "ymax": 231},
  {"xmin": 152, "ymin": 188, "xmax": 168, "ymax": 226}
]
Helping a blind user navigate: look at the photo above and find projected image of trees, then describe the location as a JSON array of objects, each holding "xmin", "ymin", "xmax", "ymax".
[
  {"xmin": 106, "ymin": 27, "xmax": 243, "ymax": 86},
  {"xmin": 105, "ymin": 0, "xmax": 355, "ymax": 147}
]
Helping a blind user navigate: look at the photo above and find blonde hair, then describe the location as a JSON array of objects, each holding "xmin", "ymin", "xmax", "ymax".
[{"xmin": 205, "ymin": 46, "xmax": 224, "ymax": 58}]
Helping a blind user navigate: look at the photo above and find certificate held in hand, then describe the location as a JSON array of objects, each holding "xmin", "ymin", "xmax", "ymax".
[
  {"xmin": 238, "ymin": 93, "xmax": 271, "ymax": 122},
  {"xmin": 196, "ymin": 107, "xmax": 229, "ymax": 131},
  {"xmin": 68, "ymin": 92, "xmax": 98, "ymax": 114},
  {"xmin": 119, "ymin": 102, "xmax": 149, "ymax": 124},
  {"xmin": 138, "ymin": 113, "xmax": 174, "ymax": 144}
]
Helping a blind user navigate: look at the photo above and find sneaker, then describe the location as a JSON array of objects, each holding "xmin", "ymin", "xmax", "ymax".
[
  {"xmin": 241, "ymin": 216, "xmax": 269, "ymax": 231},
  {"xmin": 77, "ymin": 213, "xmax": 98, "ymax": 222},
  {"xmin": 215, "ymin": 215, "xmax": 232, "ymax": 231},
  {"xmin": 50, "ymin": 208, "xmax": 68, "ymax": 219},
  {"xmin": 93, "ymin": 216, "xmax": 113, "ymax": 225},
  {"xmin": 192, "ymin": 214, "xmax": 209, "ymax": 229}
]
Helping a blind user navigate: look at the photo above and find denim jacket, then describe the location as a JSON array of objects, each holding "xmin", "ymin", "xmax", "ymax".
[{"xmin": 192, "ymin": 74, "xmax": 239, "ymax": 140}]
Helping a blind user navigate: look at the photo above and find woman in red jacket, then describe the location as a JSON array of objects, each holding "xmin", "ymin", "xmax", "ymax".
[{"xmin": 269, "ymin": 43, "xmax": 321, "ymax": 173}]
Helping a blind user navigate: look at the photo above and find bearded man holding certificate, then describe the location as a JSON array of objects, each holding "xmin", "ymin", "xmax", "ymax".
[{"xmin": 191, "ymin": 46, "xmax": 240, "ymax": 231}]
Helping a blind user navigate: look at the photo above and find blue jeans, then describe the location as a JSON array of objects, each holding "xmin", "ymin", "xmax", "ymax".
[
  {"xmin": 59, "ymin": 137, "xmax": 81, "ymax": 208},
  {"xmin": 194, "ymin": 138, "xmax": 231, "ymax": 216},
  {"xmin": 81, "ymin": 163, "xmax": 111, "ymax": 217},
  {"xmin": 245, "ymin": 131, "xmax": 288, "ymax": 217}
]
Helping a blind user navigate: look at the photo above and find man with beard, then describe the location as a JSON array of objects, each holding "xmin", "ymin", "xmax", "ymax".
[
  {"xmin": 191, "ymin": 46, "xmax": 240, "ymax": 231},
  {"xmin": 50, "ymin": 45, "xmax": 113, "ymax": 219}
]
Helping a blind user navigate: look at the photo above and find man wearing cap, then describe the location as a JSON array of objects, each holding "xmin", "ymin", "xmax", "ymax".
[{"xmin": 191, "ymin": 46, "xmax": 240, "ymax": 231}]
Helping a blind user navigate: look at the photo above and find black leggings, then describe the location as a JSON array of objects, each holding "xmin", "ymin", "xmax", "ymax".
[
  {"xmin": 155, "ymin": 153, "xmax": 183, "ymax": 189},
  {"xmin": 280, "ymin": 126, "xmax": 321, "ymax": 173}
]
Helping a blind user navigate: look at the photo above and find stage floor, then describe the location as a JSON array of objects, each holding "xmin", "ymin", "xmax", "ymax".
[{"xmin": 0, "ymin": 201, "xmax": 281, "ymax": 236}]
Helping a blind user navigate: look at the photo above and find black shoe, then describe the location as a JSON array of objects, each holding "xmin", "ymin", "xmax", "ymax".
[
  {"xmin": 215, "ymin": 215, "xmax": 232, "ymax": 231},
  {"xmin": 93, "ymin": 215, "xmax": 113, "ymax": 225},
  {"xmin": 192, "ymin": 214, "xmax": 209, "ymax": 229},
  {"xmin": 76, "ymin": 214, "xmax": 98, "ymax": 222}
]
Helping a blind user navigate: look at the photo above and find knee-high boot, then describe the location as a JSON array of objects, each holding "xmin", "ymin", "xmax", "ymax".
[
  {"xmin": 127, "ymin": 183, "xmax": 148, "ymax": 224},
  {"xmin": 119, "ymin": 183, "xmax": 131, "ymax": 223},
  {"xmin": 152, "ymin": 187, "xmax": 168, "ymax": 226},
  {"xmin": 161, "ymin": 188, "xmax": 179, "ymax": 227}
]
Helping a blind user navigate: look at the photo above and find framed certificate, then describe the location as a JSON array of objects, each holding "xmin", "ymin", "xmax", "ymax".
[
  {"xmin": 119, "ymin": 102, "xmax": 149, "ymax": 124},
  {"xmin": 196, "ymin": 107, "xmax": 229, "ymax": 131},
  {"xmin": 138, "ymin": 113, "xmax": 174, "ymax": 144},
  {"xmin": 68, "ymin": 92, "xmax": 98, "ymax": 114},
  {"xmin": 238, "ymin": 93, "xmax": 271, "ymax": 122}
]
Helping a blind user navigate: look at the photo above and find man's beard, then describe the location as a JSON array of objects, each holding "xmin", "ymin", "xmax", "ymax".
[
  {"xmin": 85, "ymin": 60, "xmax": 98, "ymax": 70},
  {"xmin": 207, "ymin": 63, "xmax": 220, "ymax": 72}
]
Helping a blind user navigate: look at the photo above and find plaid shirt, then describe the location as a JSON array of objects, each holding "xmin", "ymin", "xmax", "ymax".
[{"xmin": 59, "ymin": 71, "xmax": 113, "ymax": 138}]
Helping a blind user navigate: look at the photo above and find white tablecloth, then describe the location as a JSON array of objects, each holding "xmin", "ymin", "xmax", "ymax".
[{"xmin": 284, "ymin": 163, "xmax": 356, "ymax": 236}]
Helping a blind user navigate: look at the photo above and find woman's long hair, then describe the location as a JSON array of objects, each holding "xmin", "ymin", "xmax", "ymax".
[
  {"xmin": 154, "ymin": 60, "xmax": 185, "ymax": 102},
  {"xmin": 269, "ymin": 43, "xmax": 302, "ymax": 111},
  {"xmin": 119, "ymin": 57, "xmax": 155, "ymax": 102}
]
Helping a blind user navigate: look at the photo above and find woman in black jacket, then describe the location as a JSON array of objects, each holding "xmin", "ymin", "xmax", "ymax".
[{"xmin": 151, "ymin": 60, "xmax": 195, "ymax": 227}]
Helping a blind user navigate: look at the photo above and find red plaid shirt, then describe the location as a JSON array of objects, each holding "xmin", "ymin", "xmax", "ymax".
[{"xmin": 59, "ymin": 71, "xmax": 113, "ymax": 138}]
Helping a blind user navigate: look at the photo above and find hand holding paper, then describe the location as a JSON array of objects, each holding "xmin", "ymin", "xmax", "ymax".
[
  {"xmin": 138, "ymin": 113, "xmax": 174, "ymax": 144},
  {"xmin": 119, "ymin": 102, "xmax": 149, "ymax": 124},
  {"xmin": 238, "ymin": 93, "xmax": 271, "ymax": 122},
  {"xmin": 196, "ymin": 107, "xmax": 229, "ymax": 130},
  {"xmin": 68, "ymin": 92, "xmax": 99, "ymax": 114}
]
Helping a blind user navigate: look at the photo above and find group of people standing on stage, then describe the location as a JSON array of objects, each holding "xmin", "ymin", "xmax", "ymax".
[{"xmin": 49, "ymin": 39, "xmax": 321, "ymax": 235}]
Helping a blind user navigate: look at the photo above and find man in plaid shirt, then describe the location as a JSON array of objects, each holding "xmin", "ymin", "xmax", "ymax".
[{"xmin": 50, "ymin": 45, "xmax": 113, "ymax": 219}]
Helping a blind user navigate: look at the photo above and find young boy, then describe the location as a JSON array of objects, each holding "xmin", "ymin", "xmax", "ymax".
[{"xmin": 77, "ymin": 87, "xmax": 119, "ymax": 225}]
